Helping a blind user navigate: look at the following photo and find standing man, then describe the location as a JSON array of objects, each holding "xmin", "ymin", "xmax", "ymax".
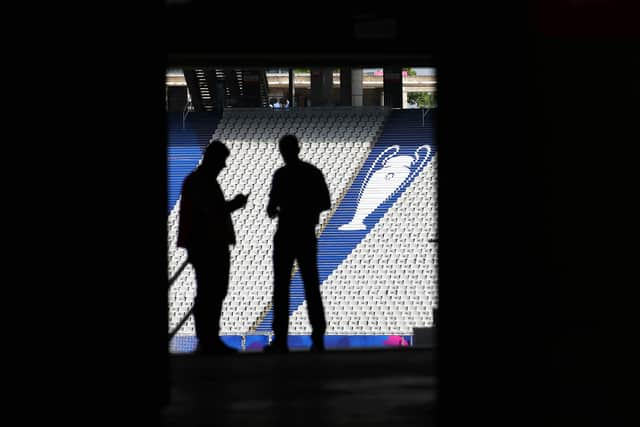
[
  {"xmin": 177, "ymin": 140, "xmax": 248, "ymax": 355},
  {"xmin": 265, "ymin": 134, "xmax": 331, "ymax": 353}
]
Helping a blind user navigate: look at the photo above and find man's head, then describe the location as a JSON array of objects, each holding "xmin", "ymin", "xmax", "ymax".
[
  {"xmin": 278, "ymin": 134, "xmax": 300, "ymax": 164},
  {"xmin": 202, "ymin": 140, "xmax": 230, "ymax": 176}
]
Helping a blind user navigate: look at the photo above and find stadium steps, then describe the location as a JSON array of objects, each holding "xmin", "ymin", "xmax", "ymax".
[
  {"xmin": 183, "ymin": 68, "xmax": 219, "ymax": 112},
  {"xmin": 184, "ymin": 68, "xmax": 270, "ymax": 111}
]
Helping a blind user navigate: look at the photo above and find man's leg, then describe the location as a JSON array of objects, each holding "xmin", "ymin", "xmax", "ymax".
[
  {"xmin": 211, "ymin": 245, "xmax": 235, "ymax": 352},
  {"xmin": 270, "ymin": 230, "xmax": 295, "ymax": 349},
  {"xmin": 210, "ymin": 246, "xmax": 230, "ymax": 344},
  {"xmin": 297, "ymin": 232, "xmax": 326, "ymax": 350},
  {"xmin": 192, "ymin": 247, "xmax": 234, "ymax": 353},
  {"xmin": 192, "ymin": 257, "xmax": 217, "ymax": 351}
]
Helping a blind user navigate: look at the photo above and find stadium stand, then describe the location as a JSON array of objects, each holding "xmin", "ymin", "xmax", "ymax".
[{"xmin": 167, "ymin": 107, "xmax": 437, "ymax": 352}]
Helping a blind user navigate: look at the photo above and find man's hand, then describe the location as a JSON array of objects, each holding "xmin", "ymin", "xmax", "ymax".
[{"xmin": 234, "ymin": 193, "xmax": 249, "ymax": 209}]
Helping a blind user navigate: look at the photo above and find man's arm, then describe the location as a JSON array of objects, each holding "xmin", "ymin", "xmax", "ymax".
[
  {"xmin": 176, "ymin": 181, "xmax": 192, "ymax": 249},
  {"xmin": 267, "ymin": 171, "xmax": 279, "ymax": 218},
  {"xmin": 318, "ymin": 171, "xmax": 331, "ymax": 212},
  {"xmin": 266, "ymin": 197, "xmax": 278, "ymax": 219},
  {"xmin": 226, "ymin": 194, "xmax": 248, "ymax": 212}
]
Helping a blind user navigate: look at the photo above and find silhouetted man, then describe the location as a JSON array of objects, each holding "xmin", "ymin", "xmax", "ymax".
[
  {"xmin": 264, "ymin": 134, "xmax": 330, "ymax": 353},
  {"xmin": 177, "ymin": 140, "xmax": 248, "ymax": 355}
]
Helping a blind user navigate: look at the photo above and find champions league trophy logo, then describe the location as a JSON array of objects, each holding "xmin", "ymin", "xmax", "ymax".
[{"xmin": 339, "ymin": 144, "xmax": 431, "ymax": 231}]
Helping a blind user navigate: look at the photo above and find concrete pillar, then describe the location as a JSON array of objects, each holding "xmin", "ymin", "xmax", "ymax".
[
  {"xmin": 402, "ymin": 88, "xmax": 409, "ymax": 108},
  {"xmin": 288, "ymin": 68, "xmax": 295, "ymax": 107},
  {"xmin": 215, "ymin": 80, "xmax": 225, "ymax": 112},
  {"xmin": 351, "ymin": 68, "xmax": 363, "ymax": 107},
  {"xmin": 383, "ymin": 66, "xmax": 403, "ymax": 108},
  {"xmin": 311, "ymin": 68, "xmax": 333, "ymax": 106},
  {"xmin": 340, "ymin": 68, "xmax": 352, "ymax": 106}
]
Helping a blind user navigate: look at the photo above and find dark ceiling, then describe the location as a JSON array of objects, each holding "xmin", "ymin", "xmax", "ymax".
[{"xmin": 167, "ymin": 1, "xmax": 439, "ymax": 67}]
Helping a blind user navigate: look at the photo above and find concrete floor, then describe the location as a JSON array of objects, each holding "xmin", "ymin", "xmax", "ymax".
[{"xmin": 162, "ymin": 348, "xmax": 436, "ymax": 427}]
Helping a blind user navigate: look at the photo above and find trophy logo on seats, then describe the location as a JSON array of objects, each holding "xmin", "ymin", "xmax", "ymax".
[{"xmin": 339, "ymin": 144, "xmax": 431, "ymax": 231}]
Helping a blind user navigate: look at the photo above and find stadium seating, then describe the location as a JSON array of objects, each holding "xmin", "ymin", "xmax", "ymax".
[{"xmin": 167, "ymin": 107, "xmax": 438, "ymax": 351}]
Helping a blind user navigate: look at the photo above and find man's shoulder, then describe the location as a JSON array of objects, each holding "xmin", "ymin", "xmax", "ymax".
[
  {"xmin": 183, "ymin": 168, "xmax": 216, "ymax": 192},
  {"xmin": 277, "ymin": 161, "xmax": 324, "ymax": 179},
  {"xmin": 301, "ymin": 161, "xmax": 322, "ymax": 175},
  {"xmin": 182, "ymin": 170, "xmax": 195, "ymax": 186},
  {"xmin": 184, "ymin": 168, "xmax": 204, "ymax": 184}
]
